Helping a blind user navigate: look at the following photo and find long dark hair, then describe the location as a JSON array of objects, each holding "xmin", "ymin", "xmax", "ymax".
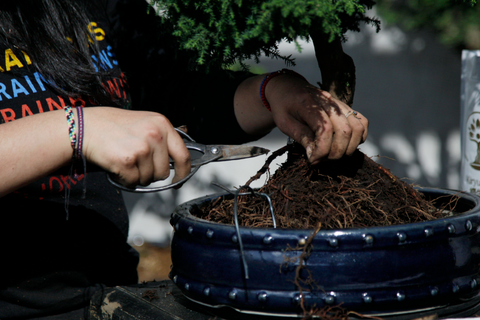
[{"xmin": 0, "ymin": 0, "xmax": 113, "ymax": 105}]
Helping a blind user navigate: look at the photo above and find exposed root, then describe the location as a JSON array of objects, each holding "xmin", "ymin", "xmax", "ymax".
[{"xmin": 197, "ymin": 143, "xmax": 451, "ymax": 229}]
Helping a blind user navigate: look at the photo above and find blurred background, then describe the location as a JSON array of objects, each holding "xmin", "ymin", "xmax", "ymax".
[{"xmin": 130, "ymin": 2, "xmax": 480, "ymax": 281}]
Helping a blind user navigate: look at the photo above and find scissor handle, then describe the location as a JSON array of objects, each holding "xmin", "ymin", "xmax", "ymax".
[
  {"xmin": 106, "ymin": 166, "xmax": 201, "ymax": 193},
  {"xmin": 107, "ymin": 128, "xmax": 201, "ymax": 193}
]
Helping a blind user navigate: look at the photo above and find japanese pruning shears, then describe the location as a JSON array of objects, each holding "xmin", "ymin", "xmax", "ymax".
[{"xmin": 107, "ymin": 128, "xmax": 269, "ymax": 193}]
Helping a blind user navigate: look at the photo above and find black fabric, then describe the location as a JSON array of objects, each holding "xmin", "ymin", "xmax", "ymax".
[
  {"xmin": 0, "ymin": 0, "xmax": 261, "ymax": 318},
  {"xmin": 0, "ymin": 200, "xmax": 139, "ymax": 319},
  {"xmin": 103, "ymin": 0, "xmax": 259, "ymax": 144}
]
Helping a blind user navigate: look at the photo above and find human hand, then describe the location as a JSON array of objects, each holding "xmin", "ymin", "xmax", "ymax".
[
  {"xmin": 82, "ymin": 107, "xmax": 191, "ymax": 187},
  {"xmin": 264, "ymin": 74, "xmax": 368, "ymax": 165}
]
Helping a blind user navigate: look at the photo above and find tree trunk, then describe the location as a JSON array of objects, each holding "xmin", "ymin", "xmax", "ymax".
[{"xmin": 310, "ymin": 32, "xmax": 356, "ymax": 107}]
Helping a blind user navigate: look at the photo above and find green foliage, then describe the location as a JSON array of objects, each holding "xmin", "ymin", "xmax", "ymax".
[
  {"xmin": 150, "ymin": 0, "xmax": 379, "ymax": 71},
  {"xmin": 375, "ymin": 0, "xmax": 480, "ymax": 49}
]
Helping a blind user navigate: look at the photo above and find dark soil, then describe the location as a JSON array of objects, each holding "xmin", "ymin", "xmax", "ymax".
[{"xmin": 196, "ymin": 143, "xmax": 452, "ymax": 229}]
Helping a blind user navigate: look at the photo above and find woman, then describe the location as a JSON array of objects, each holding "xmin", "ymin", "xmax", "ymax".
[{"xmin": 0, "ymin": 0, "xmax": 368, "ymax": 318}]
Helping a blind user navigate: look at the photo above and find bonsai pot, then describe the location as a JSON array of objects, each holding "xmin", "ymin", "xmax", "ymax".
[{"xmin": 169, "ymin": 188, "xmax": 480, "ymax": 317}]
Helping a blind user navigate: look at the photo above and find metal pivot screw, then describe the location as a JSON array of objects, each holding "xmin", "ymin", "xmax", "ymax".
[
  {"xmin": 210, "ymin": 146, "xmax": 220, "ymax": 155},
  {"xmin": 298, "ymin": 238, "xmax": 306, "ymax": 246},
  {"xmin": 231, "ymin": 235, "xmax": 238, "ymax": 243},
  {"xmin": 263, "ymin": 236, "xmax": 273, "ymax": 245},
  {"xmin": 258, "ymin": 292, "xmax": 268, "ymax": 302},
  {"xmin": 228, "ymin": 290, "xmax": 237, "ymax": 300},
  {"xmin": 430, "ymin": 287, "xmax": 439, "ymax": 296},
  {"xmin": 397, "ymin": 292, "xmax": 406, "ymax": 301},
  {"xmin": 185, "ymin": 283, "xmax": 190, "ymax": 290},
  {"xmin": 187, "ymin": 226, "xmax": 193, "ymax": 234}
]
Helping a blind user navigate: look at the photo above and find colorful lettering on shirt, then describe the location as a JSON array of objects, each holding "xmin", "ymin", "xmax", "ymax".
[
  {"xmin": 88, "ymin": 22, "xmax": 106, "ymax": 41},
  {"xmin": 0, "ymin": 108, "xmax": 15, "ymax": 122},
  {"xmin": 12, "ymin": 79, "xmax": 29, "ymax": 97},
  {"xmin": 5, "ymin": 49, "xmax": 23, "ymax": 71},
  {"xmin": 0, "ymin": 72, "xmax": 47, "ymax": 101},
  {"xmin": 0, "ymin": 20, "xmax": 129, "ymax": 126},
  {"xmin": 0, "ymin": 49, "xmax": 32, "ymax": 72},
  {"xmin": 41, "ymin": 173, "xmax": 85, "ymax": 194},
  {"xmin": 22, "ymin": 104, "xmax": 34, "ymax": 117},
  {"xmin": 104, "ymin": 76, "xmax": 128, "ymax": 100},
  {"xmin": 0, "ymin": 96, "xmax": 66, "ymax": 121},
  {"xmin": 91, "ymin": 47, "xmax": 118, "ymax": 72}
]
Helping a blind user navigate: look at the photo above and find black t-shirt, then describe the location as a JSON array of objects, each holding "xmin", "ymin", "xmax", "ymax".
[{"xmin": 0, "ymin": 0, "xmax": 257, "ymax": 318}]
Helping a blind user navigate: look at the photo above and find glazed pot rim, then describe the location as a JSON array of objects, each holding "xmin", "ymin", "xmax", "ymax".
[{"xmin": 171, "ymin": 187, "xmax": 480, "ymax": 235}]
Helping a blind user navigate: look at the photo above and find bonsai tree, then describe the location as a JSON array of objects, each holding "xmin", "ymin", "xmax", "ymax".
[
  {"xmin": 149, "ymin": 0, "xmax": 380, "ymax": 106},
  {"xmin": 144, "ymin": 1, "xmax": 429, "ymax": 227},
  {"xmin": 147, "ymin": 0, "xmax": 465, "ymax": 228}
]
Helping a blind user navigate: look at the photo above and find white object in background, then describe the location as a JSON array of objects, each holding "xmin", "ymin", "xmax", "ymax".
[{"xmin": 460, "ymin": 50, "xmax": 480, "ymax": 194}]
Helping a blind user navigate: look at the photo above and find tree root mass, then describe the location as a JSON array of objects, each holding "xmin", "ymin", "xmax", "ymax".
[{"xmin": 197, "ymin": 143, "xmax": 451, "ymax": 229}]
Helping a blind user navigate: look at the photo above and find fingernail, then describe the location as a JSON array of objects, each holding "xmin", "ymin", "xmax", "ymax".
[{"xmin": 306, "ymin": 146, "xmax": 313, "ymax": 160}]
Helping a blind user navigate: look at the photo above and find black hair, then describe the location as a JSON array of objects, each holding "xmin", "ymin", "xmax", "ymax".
[{"xmin": 0, "ymin": 0, "xmax": 113, "ymax": 105}]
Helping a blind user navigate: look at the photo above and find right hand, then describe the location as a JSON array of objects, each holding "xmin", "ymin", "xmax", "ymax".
[{"xmin": 82, "ymin": 107, "xmax": 191, "ymax": 188}]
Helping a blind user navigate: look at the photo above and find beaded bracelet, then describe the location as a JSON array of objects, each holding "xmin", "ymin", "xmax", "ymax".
[
  {"xmin": 259, "ymin": 69, "xmax": 308, "ymax": 111},
  {"xmin": 64, "ymin": 106, "xmax": 77, "ymax": 150}
]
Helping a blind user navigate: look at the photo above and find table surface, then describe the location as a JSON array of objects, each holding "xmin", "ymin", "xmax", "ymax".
[{"xmin": 91, "ymin": 280, "xmax": 480, "ymax": 320}]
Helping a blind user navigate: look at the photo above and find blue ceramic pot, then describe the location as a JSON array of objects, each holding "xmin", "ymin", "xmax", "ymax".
[{"xmin": 169, "ymin": 188, "xmax": 480, "ymax": 316}]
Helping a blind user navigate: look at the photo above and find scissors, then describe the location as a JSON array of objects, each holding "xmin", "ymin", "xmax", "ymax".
[{"xmin": 107, "ymin": 128, "xmax": 269, "ymax": 193}]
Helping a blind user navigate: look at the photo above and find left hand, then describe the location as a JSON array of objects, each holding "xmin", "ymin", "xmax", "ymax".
[{"xmin": 234, "ymin": 73, "xmax": 368, "ymax": 165}]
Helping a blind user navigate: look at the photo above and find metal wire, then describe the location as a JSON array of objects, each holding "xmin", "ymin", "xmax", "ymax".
[
  {"xmin": 257, "ymin": 192, "xmax": 276, "ymax": 228},
  {"xmin": 211, "ymin": 183, "xmax": 277, "ymax": 228},
  {"xmin": 212, "ymin": 183, "xmax": 277, "ymax": 280},
  {"xmin": 233, "ymin": 188, "xmax": 249, "ymax": 280}
]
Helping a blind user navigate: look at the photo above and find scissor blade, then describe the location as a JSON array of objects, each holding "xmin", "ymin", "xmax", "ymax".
[
  {"xmin": 184, "ymin": 143, "xmax": 270, "ymax": 167},
  {"xmin": 218, "ymin": 145, "xmax": 270, "ymax": 161}
]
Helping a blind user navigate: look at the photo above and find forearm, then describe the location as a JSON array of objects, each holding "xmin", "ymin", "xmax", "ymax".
[
  {"xmin": 0, "ymin": 106, "xmax": 193, "ymax": 196},
  {"xmin": 234, "ymin": 74, "xmax": 275, "ymax": 136},
  {"xmin": 0, "ymin": 109, "xmax": 74, "ymax": 197},
  {"xmin": 234, "ymin": 72, "xmax": 310, "ymax": 136}
]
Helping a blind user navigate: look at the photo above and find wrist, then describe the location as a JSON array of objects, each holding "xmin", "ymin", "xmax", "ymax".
[
  {"xmin": 234, "ymin": 75, "xmax": 275, "ymax": 136},
  {"xmin": 63, "ymin": 106, "xmax": 85, "ymax": 160},
  {"xmin": 260, "ymin": 69, "xmax": 308, "ymax": 111}
]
